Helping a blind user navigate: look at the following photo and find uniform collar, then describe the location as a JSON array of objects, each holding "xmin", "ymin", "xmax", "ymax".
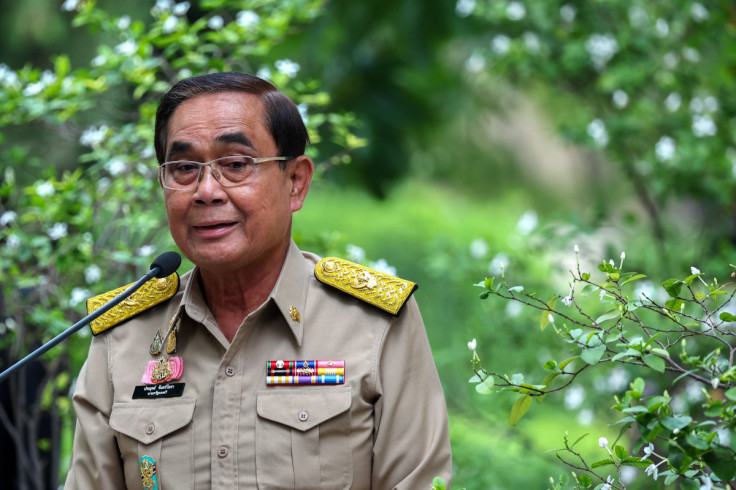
[{"xmin": 176, "ymin": 239, "xmax": 310, "ymax": 346}]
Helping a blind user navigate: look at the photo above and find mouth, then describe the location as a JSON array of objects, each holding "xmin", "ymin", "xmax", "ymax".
[{"xmin": 192, "ymin": 220, "xmax": 239, "ymax": 237}]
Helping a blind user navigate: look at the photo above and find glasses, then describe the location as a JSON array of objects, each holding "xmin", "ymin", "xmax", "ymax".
[{"xmin": 159, "ymin": 155, "xmax": 292, "ymax": 190}]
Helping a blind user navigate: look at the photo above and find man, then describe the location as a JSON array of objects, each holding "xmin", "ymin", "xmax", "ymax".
[{"xmin": 65, "ymin": 72, "xmax": 451, "ymax": 489}]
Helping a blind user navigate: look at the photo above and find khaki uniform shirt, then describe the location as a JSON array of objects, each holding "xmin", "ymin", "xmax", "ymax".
[{"xmin": 65, "ymin": 241, "xmax": 452, "ymax": 489}]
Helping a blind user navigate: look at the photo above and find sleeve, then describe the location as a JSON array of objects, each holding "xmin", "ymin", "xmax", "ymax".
[
  {"xmin": 64, "ymin": 334, "xmax": 126, "ymax": 490},
  {"xmin": 371, "ymin": 298, "xmax": 452, "ymax": 489}
]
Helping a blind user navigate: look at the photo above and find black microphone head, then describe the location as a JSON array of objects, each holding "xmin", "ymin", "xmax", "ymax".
[{"xmin": 150, "ymin": 251, "xmax": 182, "ymax": 278}]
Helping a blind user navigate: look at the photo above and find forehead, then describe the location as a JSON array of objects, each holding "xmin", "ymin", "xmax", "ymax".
[{"xmin": 165, "ymin": 91, "xmax": 274, "ymax": 155}]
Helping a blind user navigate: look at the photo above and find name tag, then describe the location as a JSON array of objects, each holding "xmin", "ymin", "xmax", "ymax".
[{"xmin": 132, "ymin": 383, "xmax": 185, "ymax": 399}]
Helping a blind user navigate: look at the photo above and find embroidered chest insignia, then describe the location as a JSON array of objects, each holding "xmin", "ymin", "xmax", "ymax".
[{"xmin": 314, "ymin": 257, "xmax": 417, "ymax": 316}]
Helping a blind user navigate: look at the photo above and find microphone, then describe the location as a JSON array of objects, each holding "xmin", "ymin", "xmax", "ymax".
[{"xmin": 0, "ymin": 251, "xmax": 182, "ymax": 383}]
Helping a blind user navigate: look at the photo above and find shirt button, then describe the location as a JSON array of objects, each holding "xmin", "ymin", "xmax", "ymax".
[
  {"xmin": 217, "ymin": 446, "xmax": 229, "ymax": 458},
  {"xmin": 298, "ymin": 410, "xmax": 309, "ymax": 422},
  {"xmin": 145, "ymin": 424, "xmax": 155, "ymax": 435},
  {"xmin": 225, "ymin": 366, "xmax": 235, "ymax": 377}
]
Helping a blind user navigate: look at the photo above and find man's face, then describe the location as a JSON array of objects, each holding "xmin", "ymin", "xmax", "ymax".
[{"xmin": 161, "ymin": 91, "xmax": 311, "ymax": 277}]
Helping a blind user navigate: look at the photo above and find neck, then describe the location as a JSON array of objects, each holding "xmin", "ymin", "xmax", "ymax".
[{"xmin": 198, "ymin": 243, "xmax": 289, "ymax": 342}]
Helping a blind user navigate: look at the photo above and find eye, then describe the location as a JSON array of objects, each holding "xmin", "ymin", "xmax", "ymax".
[
  {"xmin": 172, "ymin": 161, "xmax": 200, "ymax": 173},
  {"xmin": 219, "ymin": 156, "xmax": 254, "ymax": 171}
]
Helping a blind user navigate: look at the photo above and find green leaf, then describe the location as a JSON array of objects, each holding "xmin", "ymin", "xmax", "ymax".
[
  {"xmin": 484, "ymin": 277, "xmax": 494, "ymax": 289},
  {"xmin": 719, "ymin": 312, "xmax": 736, "ymax": 322},
  {"xmin": 609, "ymin": 272, "xmax": 620, "ymax": 281},
  {"xmin": 724, "ymin": 387, "xmax": 736, "ymax": 401},
  {"xmin": 577, "ymin": 475, "xmax": 592, "ymax": 486},
  {"xmin": 431, "ymin": 476, "xmax": 446, "ymax": 490},
  {"xmin": 660, "ymin": 415, "xmax": 692, "ymax": 431},
  {"xmin": 569, "ymin": 432, "xmax": 589, "ymax": 449},
  {"xmin": 704, "ymin": 448, "xmax": 736, "ymax": 481},
  {"xmin": 685, "ymin": 433, "xmax": 709, "ymax": 450},
  {"xmin": 614, "ymin": 444, "xmax": 628, "ymax": 459},
  {"xmin": 509, "ymin": 395, "xmax": 531, "ymax": 426},
  {"xmin": 642, "ymin": 353, "xmax": 666, "ymax": 373},
  {"xmin": 650, "ymin": 348, "xmax": 670, "ymax": 358},
  {"xmin": 621, "ymin": 457, "xmax": 653, "ymax": 468},
  {"xmin": 621, "ymin": 274, "xmax": 647, "ymax": 286},
  {"xmin": 475, "ymin": 376, "xmax": 495, "ymax": 395},
  {"xmin": 581, "ymin": 344, "xmax": 606, "ymax": 365},
  {"xmin": 558, "ymin": 356, "xmax": 579, "ymax": 370},
  {"xmin": 468, "ymin": 374, "xmax": 484, "ymax": 383},
  {"xmin": 591, "ymin": 458, "xmax": 615, "ymax": 468},
  {"xmin": 543, "ymin": 360, "xmax": 557, "ymax": 370},
  {"xmin": 621, "ymin": 405, "xmax": 649, "ymax": 413},
  {"xmin": 595, "ymin": 309, "xmax": 621, "ymax": 324},
  {"xmin": 582, "ymin": 272, "xmax": 590, "ymax": 281},
  {"xmin": 662, "ymin": 278, "xmax": 684, "ymax": 298},
  {"xmin": 507, "ymin": 286, "xmax": 524, "ymax": 293},
  {"xmin": 581, "ymin": 284, "xmax": 597, "ymax": 295}
]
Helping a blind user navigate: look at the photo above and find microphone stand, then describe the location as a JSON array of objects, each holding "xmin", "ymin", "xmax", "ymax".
[{"xmin": 0, "ymin": 266, "xmax": 166, "ymax": 384}]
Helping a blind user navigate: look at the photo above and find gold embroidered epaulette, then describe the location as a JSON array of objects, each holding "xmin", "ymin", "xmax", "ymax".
[
  {"xmin": 86, "ymin": 273, "xmax": 180, "ymax": 336},
  {"xmin": 314, "ymin": 258, "xmax": 417, "ymax": 317}
]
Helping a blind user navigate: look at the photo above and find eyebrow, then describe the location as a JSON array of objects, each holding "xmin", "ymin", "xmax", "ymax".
[{"xmin": 166, "ymin": 132, "xmax": 255, "ymax": 161}]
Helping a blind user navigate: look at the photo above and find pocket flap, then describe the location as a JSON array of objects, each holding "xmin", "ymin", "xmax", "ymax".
[
  {"xmin": 257, "ymin": 387, "xmax": 351, "ymax": 432},
  {"xmin": 110, "ymin": 398, "xmax": 196, "ymax": 445}
]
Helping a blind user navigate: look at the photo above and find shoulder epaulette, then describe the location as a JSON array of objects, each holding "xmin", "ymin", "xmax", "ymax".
[
  {"xmin": 86, "ymin": 273, "xmax": 180, "ymax": 335},
  {"xmin": 314, "ymin": 257, "xmax": 417, "ymax": 317}
]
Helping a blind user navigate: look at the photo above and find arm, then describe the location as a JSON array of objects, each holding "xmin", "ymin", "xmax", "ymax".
[
  {"xmin": 64, "ymin": 334, "xmax": 125, "ymax": 490},
  {"xmin": 372, "ymin": 298, "xmax": 452, "ymax": 489}
]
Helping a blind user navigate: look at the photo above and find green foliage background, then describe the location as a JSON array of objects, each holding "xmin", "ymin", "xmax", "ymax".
[{"xmin": 1, "ymin": 0, "xmax": 735, "ymax": 488}]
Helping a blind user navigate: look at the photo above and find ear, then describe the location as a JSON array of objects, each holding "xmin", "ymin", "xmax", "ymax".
[{"xmin": 288, "ymin": 155, "xmax": 314, "ymax": 213}]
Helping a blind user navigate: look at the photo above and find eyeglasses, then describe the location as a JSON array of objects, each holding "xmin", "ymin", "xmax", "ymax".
[{"xmin": 159, "ymin": 155, "xmax": 292, "ymax": 190}]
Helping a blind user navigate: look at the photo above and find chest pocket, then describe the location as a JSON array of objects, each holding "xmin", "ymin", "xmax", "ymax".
[
  {"xmin": 110, "ymin": 398, "xmax": 196, "ymax": 490},
  {"xmin": 256, "ymin": 386, "xmax": 353, "ymax": 490}
]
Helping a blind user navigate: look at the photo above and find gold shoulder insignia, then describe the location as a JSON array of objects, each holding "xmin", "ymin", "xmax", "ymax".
[
  {"xmin": 86, "ymin": 273, "xmax": 180, "ymax": 336},
  {"xmin": 314, "ymin": 257, "xmax": 417, "ymax": 317}
]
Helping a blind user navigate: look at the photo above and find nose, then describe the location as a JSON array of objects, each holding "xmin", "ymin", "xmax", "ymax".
[{"xmin": 192, "ymin": 166, "xmax": 227, "ymax": 204}]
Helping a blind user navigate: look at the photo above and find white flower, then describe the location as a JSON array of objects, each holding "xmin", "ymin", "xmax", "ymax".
[
  {"xmin": 598, "ymin": 437, "xmax": 608, "ymax": 448},
  {"xmin": 136, "ymin": 244, "xmax": 156, "ymax": 257},
  {"xmin": 346, "ymin": 244, "xmax": 366, "ymax": 263},
  {"xmin": 23, "ymin": 82, "xmax": 44, "ymax": 96},
  {"xmin": 612, "ymin": 89, "xmax": 628, "ymax": 109},
  {"xmin": 84, "ymin": 265, "xmax": 102, "ymax": 284},
  {"xmin": 683, "ymin": 47, "xmax": 700, "ymax": 62},
  {"xmin": 641, "ymin": 442, "xmax": 654, "ymax": 460},
  {"xmin": 609, "ymin": 259, "xmax": 615, "ymax": 267},
  {"xmin": 465, "ymin": 53, "xmax": 486, "ymax": 73},
  {"xmin": 455, "ymin": 0, "xmax": 476, "ymax": 17},
  {"xmin": 468, "ymin": 338, "xmax": 477, "ymax": 351},
  {"xmin": 0, "ymin": 211, "xmax": 17, "ymax": 226},
  {"xmin": 523, "ymin": 32, "xmax": 540, "ymax": 53},
  {"xmin": 506, "ymin": 2, "xmax": 526, "ymax": 21},
  {"xmin": 489, "ymin": 253, "xmax": 509, "ymax": 275},
  {"xmin": 69, "ymin": 287, "xmax": 89, "ymax": 307},
  {"xmin": 6, "ymin": 234, "xmax": 20, "ymax": 249},
  {"xmin": 91, "ymin": 54, "xmax": 107, "ymax": 67},
  {"xmin": 561, "ymin": 295, "xmax": 572, "ymax": 307},
  {"xmin": 516, "ymin": 210, "xmax": 538, "ymax": 235},
  {"xmin": 236, "ymin": 10, "xmax": 259, "ymax": 28},
  {"xmin": 692, "ymin": 114, "xmax": 716, "ymax": 137},
  {"xmin": 665, "ymin": 92, "xmax": 681, "ymax": 112},
  {"xmin": 106, "ymin": 159, "xmax": 126, "ymax": 176},
  {"xmin": 369, "ymin": 259, "xmax": 397, "ymax": 276},
  {"xmin": 275, "ymin": 59, "xmax": 300, "ymax": 78},
  {"xmin": 117, "ymin": 15, "xmax": 131, "ymax": 30},
  {"xmin": 628, "ymin": 6, "xmax": 649, "ymax": 28},
  {"xmin": 655, "ymin": 136, "xmax": 676, "ymax": 162},
  {"xmin": 620, "ymin": 251, "xmax": 626, "ymax": 261},
  {"xmin": 585, "ymin": 33, "xmax": 618, "ymax": 69},
  {"xmin": 470, "ymin": 238, "xmax": 489, "ymax": 259},
  {"xmin": 691, "ymin": 266, "xmax": 701, "ymax": 275},
  {"xmin": 115, "ymin": 39, "xmax": 138, "ymax": 56},
  {"xmin": 547, "ymin": 313, "xmax": 555, "ymax": 324},
  {"xmin": 79, "ymin": 124, "xmax": 108, "ymax": 146},
  {"xmin": 162, "ymin": 16, "xmax": 178, "ymax": 34},
  {"xmin": 154, "ymin": 0, "xmax": 174, "ymax": 13},
  {"xmin": 601, "ymin": 475, "xmax": 614, "ymax": 490},
  {"xmin": 48, "ymin": 222, "xmax": 68, "ymax": 240},
  {"xmin": 207, "ymin": 15, "xmax": 224, "ymax": 30},
  {"xmin": 587, "ymin": 119, "xmax": 609, "ymax": 147},
  {"xmin": 704, "ymin": 96, "xmax": 718, "ymax": 112},
  {"xmin": 691, "ymin": 3, "xmax": 709, "ymax": 22},
  {"xmin": 700, "ymin": 475, "xmax": 713, "ymax": 489},
  {"xmin": 61, "ymin": 0, "xmax": 79, "ymax": 11},
  {"xmin": 36, "ymin": 181, "xmax": 55, "ymax": 196},
  {"xmin": 256, "ymin": 67, "xmax": 272, "ymax": 80},
  {"xmin": 645, "ymin": 463, "xmax": 660, "ymax": 480},
  {"xmin": 655, "ymin": 18, "xmax": 669, "ymax": 37},
  {"xmin": 711, "ymin": 377, "xmax": 720, "ymax": 389},
  {"xmin": 574, "ymin": 244, "xmax": 580, "ymax": 254},
  {"xmin": 663, "ymin": 51, "xmax": 678, "ymax": 69},
  {"xmin": 491, "ymin": 35, "xmax": 511, "ymax": 56},
  {"xmin": 172, "ymin": 1, "xmax": 190, "ymax": 16},
  {"xmin": 565, "ymin": 386, "xmax": 585, "ymax": 410},
  {"xmin": 560, "ymin": 4, "xmax": 576, "ymax": 23}
]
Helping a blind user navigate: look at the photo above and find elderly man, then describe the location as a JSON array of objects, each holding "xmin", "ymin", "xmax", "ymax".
[{"xmin": 65, "ymin": 72, "xmax": 451, "ymax": 489}]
